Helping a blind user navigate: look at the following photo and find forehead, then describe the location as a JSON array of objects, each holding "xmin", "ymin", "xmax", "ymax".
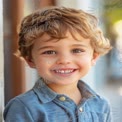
[
  {"xmin": 32, "ymin": 32, "xmax": 92, "ymax": 50},
  {"xmin": 36, "ymin": 31, "xmax": 90, "ymax": 43}
]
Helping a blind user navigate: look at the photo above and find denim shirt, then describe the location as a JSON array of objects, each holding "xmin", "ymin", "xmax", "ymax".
[{"xmin": 4, "ymin": 79, "xmax": 111, "ymax": 122}]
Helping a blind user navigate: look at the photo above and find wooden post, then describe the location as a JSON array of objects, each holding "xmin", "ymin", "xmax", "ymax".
[
  {"xmin": 4, "ymin": 0, "xmax": 25, "ymax": 103},
  {"xmin": 0, "ymin": 0, "xmax": 4, "ymax": 120},
  {"xmin": 10, "ymin": 0, "xmax": 25, "ymax": 95},
  {"xmin": 39, "ymin": 0, "xmax": 56, "ymax": 8}
]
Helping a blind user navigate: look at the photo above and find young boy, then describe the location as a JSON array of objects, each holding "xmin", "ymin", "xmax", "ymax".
[{"xmin": 4, "ymin": 6, "xmax": 112, "ymax": 122}]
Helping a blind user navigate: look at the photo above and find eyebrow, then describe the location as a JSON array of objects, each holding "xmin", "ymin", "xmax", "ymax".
[
  {"xmin": 38, "ymin": 46, "xmax": 55, "ymax": 50},
  {"xmin": 71, "ymin": 44, "xmax": 88, "ymax": 47},
  {"xmin": 38, "ymin": 44, "xmax": 88, "ymax": 51}
]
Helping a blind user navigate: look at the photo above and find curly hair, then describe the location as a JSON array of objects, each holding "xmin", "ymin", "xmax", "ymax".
[{"xmin": 18, "ymin": 6, "xmax": 112, "ymax": 59}]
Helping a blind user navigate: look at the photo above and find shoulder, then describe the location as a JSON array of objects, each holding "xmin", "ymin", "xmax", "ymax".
[
  {"xmin": 87, "ymin": 94, "xmax": 111, "ymax": 121},
  {"xmin": 4, "ymin": 88, "xmax": 40, "ymax": 111},
  {"xmin": 7, "ymin": 89, "xmax": 39, "ymax": 105},
  {"xmin": 4, "ymin": 89, "xmax": 40, "ymax": 121},
  {"xmin": 86, "ymin": 93, "xmax": 111, "ymax": 113},
  {"xmin": 17, "ymin": 89, "xmax": 39, "ymax": 103},
  {"xmin": 95, "ymin": 94, "xmax": 110, "ymax": 107}
]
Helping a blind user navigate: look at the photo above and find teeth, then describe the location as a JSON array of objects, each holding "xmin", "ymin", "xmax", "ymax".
[{"xmin": 55, "ymin": 70, "xmax": 74, "ymax": 74}]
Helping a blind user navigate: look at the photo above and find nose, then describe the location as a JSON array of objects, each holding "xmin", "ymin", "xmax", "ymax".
[{"xmin": 56, "ymin": 54, "xmax": 71, "ymax": 65}]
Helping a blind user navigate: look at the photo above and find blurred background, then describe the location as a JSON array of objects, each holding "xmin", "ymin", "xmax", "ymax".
[{"xmin": 0, "ymin": 0, "xmax": 122, "ymax": 121}]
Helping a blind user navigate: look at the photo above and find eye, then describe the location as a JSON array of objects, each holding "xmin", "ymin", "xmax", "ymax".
[
  {"xmin": 72, "ymin": 49, "xmax": 84, "ymax": 53},
  {"xmin": 42, "ymin": 50, "xmax": 56, "ymax": 55}
]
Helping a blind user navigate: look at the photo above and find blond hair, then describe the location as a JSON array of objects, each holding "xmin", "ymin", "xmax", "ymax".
[{"xmin": 18, "ymin": 6, "xmax": 111, "ymax": 59}]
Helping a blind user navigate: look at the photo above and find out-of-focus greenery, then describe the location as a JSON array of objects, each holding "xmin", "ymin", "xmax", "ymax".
[
  {"xmin": 103, "ymin": 0, "xmax": 122, "ymax": 24},
  {"xmin": 105, "ymin": 9, "xmax": 122, "ymax": 24}
]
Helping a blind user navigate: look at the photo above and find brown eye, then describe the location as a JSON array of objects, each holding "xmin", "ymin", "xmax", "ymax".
[
  {"xmin": 72, "ymin": 49, "xmax": 84, "ymax": 53},
  {"xmin": 42, "ymin": 50, "xmax": 56, "ymax": 55}
]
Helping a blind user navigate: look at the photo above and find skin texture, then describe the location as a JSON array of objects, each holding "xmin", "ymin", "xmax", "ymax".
[{"xmin": 25, "ymin": 32, "xmax": 99, "ymax": 104}]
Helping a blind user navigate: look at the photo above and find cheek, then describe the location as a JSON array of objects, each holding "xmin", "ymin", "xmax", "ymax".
[
  {"xmin": 76, "ymin": 57, "xmax": 93, "ymax": 71},
  {"xmin": 77, "ymin": 56, "xmax": 92, "ymax": 65},
  {"xmin": 34, "ymin": 58, "xmax": 57, "ymax": 69},
  {"xmin": 43, "ymin": 58, "xmax": 57, "ymax": 65}
]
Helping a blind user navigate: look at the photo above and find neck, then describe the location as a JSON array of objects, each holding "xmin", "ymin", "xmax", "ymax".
[
  {"xmin": 47, "ymin": 82, "xmax": 77, "ymax": 93},
  {"xmin": 47, "ymin": 82, "xmax": 82, "ymax": 104}
]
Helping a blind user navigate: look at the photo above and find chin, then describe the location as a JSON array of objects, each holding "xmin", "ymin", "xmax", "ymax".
[{"xmin": 53, "ymin": 79, "xmax": 78, "ymax": 85}]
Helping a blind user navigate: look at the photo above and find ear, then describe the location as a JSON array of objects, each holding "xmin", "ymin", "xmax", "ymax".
[
  {"xmin": 91, "ymin": 53, "xmax": 100, "ymax": 66},
  {"xmin": 24, "ymin": 56, "xmax": 36, "ymax": 68}
]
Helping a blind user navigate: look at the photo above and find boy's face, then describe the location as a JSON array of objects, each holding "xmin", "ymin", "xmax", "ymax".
[{"xmin": 26, "ymin": 32, "xmax": 99, "ymax": 86}]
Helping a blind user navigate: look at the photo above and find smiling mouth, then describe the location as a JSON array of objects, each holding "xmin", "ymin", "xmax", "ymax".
[{"xmin": 53, "ymin": 69, "xmax": 77, "ymax": 74}]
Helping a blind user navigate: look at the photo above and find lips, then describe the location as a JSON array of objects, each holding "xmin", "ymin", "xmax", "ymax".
[
  {"xmin": 55, "ymin": 69, "xmax": 74, "ymax": 74},
  {"xmin": 53, "ymin": 68, "xmax": 77, "ymax": 75}
]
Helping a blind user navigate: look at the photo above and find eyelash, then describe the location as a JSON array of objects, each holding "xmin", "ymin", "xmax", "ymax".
[
  {"xmin": 41, "ymin": 49, "xmax": 85, "ymax": 55},
  {"xmin": 42, "ymin": 50, "xmax": 56, "ymax": 55},
  {"xmin": 72, "ymin": 49, "xmax": 85, "ymax": 53}
]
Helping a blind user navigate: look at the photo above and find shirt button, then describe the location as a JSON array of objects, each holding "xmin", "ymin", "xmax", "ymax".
[
  {"xmin": 59, "ymin": 96, "xmax": 66, "ymax": 101},
  {"xmin": 79, "ymin": 107, "xmax": 83, "ymax": 112}
]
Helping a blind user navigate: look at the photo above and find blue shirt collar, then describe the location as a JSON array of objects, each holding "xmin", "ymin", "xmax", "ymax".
[{"xmin": 33, "ymin": 78, "xmax": 96, "ymax": 104}]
